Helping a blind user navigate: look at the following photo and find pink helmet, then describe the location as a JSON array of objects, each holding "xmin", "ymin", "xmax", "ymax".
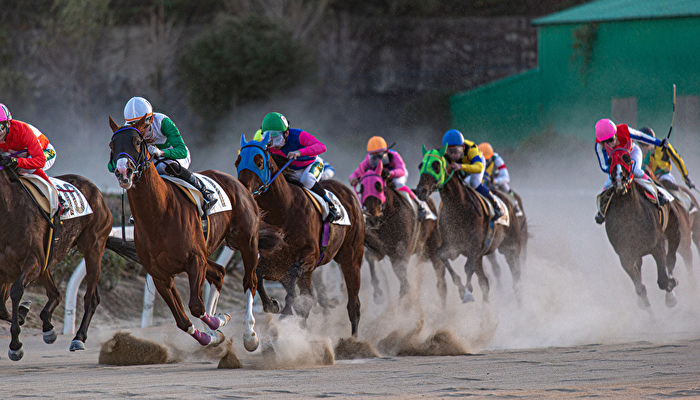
[
  {"xmin": 0, "ymin": 104, "xmax": 12, "ymax": 122},
  {"xmin": 595, "ymin": 118, "xmax": 616, "ymax": 142}
]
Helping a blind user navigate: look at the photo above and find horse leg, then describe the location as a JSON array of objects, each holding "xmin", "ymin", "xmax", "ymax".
[
  {"xmin": 438, "ymin": 251, "xmax": 468, "ymax": 302},
  {"xmin": 37, "ymin": 269, "xmax": 61, "ymax": 345},
  {"xmin": 312, "ymin": 267, "xmax": 338, "ymax": 312},
  {"xmin": 502, "ymin": 247, "xmax": 523, "ymax": 305},
  {"xmin": 187, "ymin": 255, "xmax": 230, "ymax": 332},
  {"xmin": 391, "ymin": 255, "xmax": 411, "ymax": 299},
  {"xmin": 237, "ymin": 245, "xmax": 259, "ymax": 352},
  {"xmin": 335, "ymin": 234, "xmax": 363, "ymax": 338},
  {"xmin": 280, "ymin": 258, "xmax": 305, "ymax": 316},
  {"xmin": 464, "ymin": 258, "xmax": 474, "ymax": 294},
  {"xmin": 0, "ymin": 281, "xmax": 11, "ymax": 323},
  {"xmin": 430, "ymin": 254, "xmax": 448, "ymax": 307},
  {"xmin": 366, "ymin": 252, "xmax": 385, "ymax": 304},
  {"xmin": 486, "ymin": 253, "xmax": 502, "ymax": 282},
  {"xmin": 469, "ymin": 256, "xmax": 490, "ymax": 303},
  {"xmin": 8, "ymin": 262, "xmax": 38, "ymax": 361},
  {"xmin": 256, "ymin": 267, "xmax": 281, "ymax": 313},
  {"xmin": 205, "ymin": 259, "xmax": 226, "ymax": 315},
  {"xmin": 651, "ymin": 243, "xmax": 678, "ymax": 308},
  {"xmin": 295, "ymin": 271, "xmax": 316, "ymax": 327},
  {"xmin": 620, "ymin": 255, "xmax": 650, "ymax": 308},
  {"xmin": 152, "ymin": 276, "xmax": 223, "ymax": 347}
]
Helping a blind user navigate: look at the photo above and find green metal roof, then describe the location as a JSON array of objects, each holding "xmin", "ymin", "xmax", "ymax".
[{"xmin": 532, "ymin": 0, "xmax": 700, "ymax": 26}]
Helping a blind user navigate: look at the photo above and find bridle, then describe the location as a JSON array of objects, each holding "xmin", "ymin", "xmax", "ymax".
[
  {"xmin": 238, "ymin": 143, "xmax": 293, "ymax": 197},
  {"xmin": 419, "ymin": 151, "xmax": 455, "ymax": 193},
  {"xmin": 110, "ymin": 126, "xmax": 150, "ymax": 184}
]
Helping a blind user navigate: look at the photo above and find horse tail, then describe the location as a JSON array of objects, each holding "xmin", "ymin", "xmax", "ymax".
[
  {"xmin": 105, "ymin": 236, "xmax": 141, "ymax": 264},
  {"xmin": 258, "ymin": 221, "xmax": 284, "ymax": 254}
]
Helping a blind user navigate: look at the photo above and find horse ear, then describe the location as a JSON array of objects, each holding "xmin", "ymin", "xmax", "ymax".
[
  {"xmin": 261, "ymin": 131, "xmax": 270, "ymax": 146},
  {"xmin": 422, "ymin": 144, "xmax": 427, "ymax": 156},
  {"xmin": 109, "ymin": 116, "xmax": 119, "ymax": 132},
  {"xmin": 438, "ymin": 144, "xmax": 447, "ymax": 157},
  {"xmin": 374, "ymin": 161, "xmax": 383, "ymax": 174},
  {"xmin": 240, "ymin": 134, "xmax": 247, "ymax": 148},
  {"xmin": 135, "ymin": 114, "xmax": 147, "ymax": 129}
]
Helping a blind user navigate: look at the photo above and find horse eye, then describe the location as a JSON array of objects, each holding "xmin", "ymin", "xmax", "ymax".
[
  {"xmin": 431, "ymin": 161, "xmax": 440, "ymax": 173},
  {"xmin": 375, "ymin": 182, "xmax": 383, "ymax": 192},
  {"xmin": 418, "ymin": 162, "xmax": 423, "ymax": 170},
  {"xmin": 622, "ymin": 154, "xmax": 631, "ymax": 164}
]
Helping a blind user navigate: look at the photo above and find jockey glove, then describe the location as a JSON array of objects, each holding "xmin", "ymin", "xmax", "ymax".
[
  {"xmin": 381, "ymin": 169, "xmax": 391, "ymax": 180},
  {"xmin": 661, "ymin": 138, "xmax": 670, "ymax": 149},
  {"xmin": 686, "ymin": 177, "xmax": 695, "ymax": 190},
  {"xmin": 0, "ymin": 157, "xmax": 18, "ymax": 168}
]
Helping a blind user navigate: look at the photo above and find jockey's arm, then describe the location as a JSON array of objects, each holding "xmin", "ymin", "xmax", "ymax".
[
  {"xmin": 459, "ymin": 153, "xmax": 484, "ymax": 175},
  {"xmin": 595, "ymin": 142, "xmax": 609, "ymax": 173},
  {"xmin": 665, "ymin": 143, "xmax": 690, "ymax": 178},
  {"xmin": 387, "ymin": 150, "xmax": 407, "ymax": 178},
  {"xmin": 629, "ymin": 128, "xmax": 662, "ymax": 147},
  {"xmin": 159, "ymin": 118, "xmax": 188, "ymax": 160},
  {"xmin": 492, "ymin": 155, "xmax": 510, "ymax": 185},
  {"xmin": 16, "ymin": 128, "xmax": 46, "ymax": 171},
  {"xmin": 297, "ymin": 131, "xmax": 326, "ymax": 156}
]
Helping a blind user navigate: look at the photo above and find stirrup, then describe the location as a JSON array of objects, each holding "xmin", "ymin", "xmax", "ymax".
[
  {"xmin": 202, "ymin": 197, "xmax": 217, "ymax": 213},
  {"xmin": 327, "ymin": 204, "xmax": 341, "ymax": 222}
]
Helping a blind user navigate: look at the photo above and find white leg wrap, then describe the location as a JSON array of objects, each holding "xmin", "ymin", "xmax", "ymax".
[
  {"xmin": 243, "ymin": 289, "xmax": 259, "ymax": 352},
  {"xmin": 206, "ymin": 283, "xmax": 220, "ymax": 316}
]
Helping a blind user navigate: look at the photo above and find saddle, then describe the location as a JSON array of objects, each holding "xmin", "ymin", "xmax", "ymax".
[
  {"xmin": 472, "ymin": 188, "xmax": 510, "ymax": 227},
  {"xmin": 301, "ymin": 187, "xmax": 351, "ymax": 226},
  {"xmin": 20, "ymin": 175, "xmax": 93, "ymax": 220},
  {"xmin": 160, "ymin": 173, "xmax": 232, "ymax": 217}
]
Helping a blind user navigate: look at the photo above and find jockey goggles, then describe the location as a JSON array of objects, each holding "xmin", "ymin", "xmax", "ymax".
[
  {"xmin": 126, "ymin": 115, "xmax": 153, "ymax": 126},
  {"xmin": 264, "ymin": 130, "xmax": 284, "ymax": 138}
]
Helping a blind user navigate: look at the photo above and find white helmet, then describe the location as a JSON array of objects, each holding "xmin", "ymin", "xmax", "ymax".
[{"xmin": 124, "ymin": 97, "xmax": 153, "ymax": 124}]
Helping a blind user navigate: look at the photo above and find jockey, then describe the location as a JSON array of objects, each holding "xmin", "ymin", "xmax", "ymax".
[
  {"xmin": 0, "ymin": 103, "xmax": 69, "ymax": 215},
  {"xmin": 638, "ymin": 127, "xmax": 694, "ymax": 190},
  {"xmin": 115, "ymin": 97, "xmax": 217, "ymax": 213},
  {"xmin": 254, "ymin": 128, "xmax": 335, "ymax": 181},
  {"xmin": 349, "ymin": 136, "xmax": 435, "ymax": 220},
  {"xmin": 443, "ymin": 129, "xmax": 502, "ymax": 220},
  {"xmin": 479, "ymin": 142, "xmax": 522, "ymax": 215},
  {"xmin": 594, "ymin": 118, "xmax": 670, "ymax": 224},
  {"xmin": 261, "ymin": 112, "xmax": 341, "ymax": 222}
]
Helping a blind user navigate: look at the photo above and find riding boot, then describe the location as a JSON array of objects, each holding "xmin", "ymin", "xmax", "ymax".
[
  {"xmin": 508, "ymin": 189, "xmax": 523, "ymax": 215},
  {"xmin": 57, "ymin": 195, "xmax": 71, "ymax": 217},
  {"xmin": 176, "ymin": 166, "xmax": 218, "ymax": 213},
  {"xmin": 311, "ymin": 181, "xmax": 340, "ymax": 222},
  {"xmin": 414, "ymin": 198, "xmax": 437, "ymax": 220},
  {"xmin": 594, "ymin": 211, "xmax": 605, "ymax": 224},
  {"xmin": 484, "ymin": 192, "xmax": 503, "ymax": 220}
]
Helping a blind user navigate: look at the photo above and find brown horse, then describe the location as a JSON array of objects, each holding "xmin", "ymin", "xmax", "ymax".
[
  {"xmin": 356, "ymin": 162, "xmax": 440, "ymax": 303},
  {"xmin": 0, "ymin": 163, "xmax": 113, "ymax": 360},
  {"xmin": 656, "ymin": 179, "xmax": 697, "ymax": 279},
  {"xmin": 604, "ymin": 147, "xmax": 679, "ymax": 307},
  {"xmin": 236, "ymin": 134, "xmax": 364, "ymax": 337},
  {"xmin": 109, "ymin": 116, "xmax": 280, "ymax": 350},
  {"xmin": 415, "ymin": 146, "xmax": 523, "ymax": 304}
]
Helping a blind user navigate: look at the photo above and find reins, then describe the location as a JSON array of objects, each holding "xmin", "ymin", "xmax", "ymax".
[{"xmin": 252, "ymin": 157, "xmax": 294, "ymax": 197}]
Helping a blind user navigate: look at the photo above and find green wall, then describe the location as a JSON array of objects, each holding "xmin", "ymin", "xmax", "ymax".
[{"xmin": 451, "ymin": 16, "xmax": 700, "ymax": 147}]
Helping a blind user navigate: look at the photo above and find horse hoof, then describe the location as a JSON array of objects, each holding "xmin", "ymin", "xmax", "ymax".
[
  {"xmin": 244, "ymin": 333, "xmax": 259, "ymax": 352},
  {"xmin": 8, "ymin": 347, "xmax": 24, "ymax": 361},
  {"xmin": 43, "ymin": 329, "xmax": 58, "ymax": 344},
  {"xmin": 269, "ymin": 299, "xmax": 281, "ymax": 314},
  {"xmin": 665, "ymin": 291, "xmax": 677, "ymax": 308},
  {"xmin": 207, "ymin": 330, "xmax": 225, "ymax": 348},
  {"xmin": 462, "ymin": 290, "xmax": 475, "ymax": 303},
  {"xmin": 217, "ymin": 313, "xmax": 231, "ymax": 327},
  {"xmin": 70, "ymin": 340, "xmax": 85, "ymax": 351}
]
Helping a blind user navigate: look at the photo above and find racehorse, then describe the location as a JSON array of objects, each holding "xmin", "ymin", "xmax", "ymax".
[
  {"xmin": 415, "ymin": 145, "xmax": 523, "ymax": 304},
  {"xmin": 0, "ymin": 159, "xmax": 113, "ymax": 361},
  {"xmin": 356, "ymin": 161, "xmax": 440, "ymax": 303},
  {"xmin": 604, "ymin": 147, "xmax": 680, "ymax": 307},
  {"xmin": 656, "ymin": 179, "xmax": 697, "ymax": 279},
  {"xmin": 236, "ymin": 133, "xmax": 364, "ymax": 337},
  {"xmin": 109, "ymin": 116, "xmax": 281, "ymax": 350}
]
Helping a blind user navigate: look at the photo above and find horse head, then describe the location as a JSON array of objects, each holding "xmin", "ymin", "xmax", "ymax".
[
  {"xmin": 608, "ymin": 147, "xmax": 633, "ymax": 194},
  {"xmin": 236, "ymin": 132, "xmax": 273, "ymax": 195},
  {"xmin": 356, "ymin": 161, "xmax": 386, "ymax": 227},
  {"xmin": 108, "ymin": 115, "xmax": 151, "ymax": 189},
  {"xmin": 415, "ymin": 144, "xmax": 449, "ymax": 201}
]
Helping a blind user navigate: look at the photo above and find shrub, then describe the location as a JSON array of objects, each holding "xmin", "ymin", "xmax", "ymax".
[{"xmin": 177, "ymin": 14, "xmax": 314, "ymax": 121}]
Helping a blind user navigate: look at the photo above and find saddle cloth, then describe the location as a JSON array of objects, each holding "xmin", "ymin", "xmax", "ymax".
[
  {"xmin": 20, "ymin": 175, "xmax": 93, "ymax": 220},
  {"xmin": 302, "ymin": 188, "xmax": 351, "ymax": 226},
  {"xmin": 474, "ymin": 190, "xmax": 510, "ymax": 226},
  {"xmin": 396, "ymin": 189, "xmax": 418, "ymax": 216},
  {"xmin": 160, "ymin": 173, "xmax": 232, "ymax": 217}
]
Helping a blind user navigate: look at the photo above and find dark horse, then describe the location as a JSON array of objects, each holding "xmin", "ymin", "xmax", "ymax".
[
  {"xmin": 604, "ymin": 147, "xmax": 680, "ymax": 307},
  {"xmin": 356, "ymin": 161, "xmax": 440, "ymax": 303},
  {"xmin": 415, "ymin": 145, "xmax": 523, "ymax": 304},
  {"xmin": 236, "ymin": 133, "xmax": 364, "ymax": 337},
  {"xmin": 0, "ymin": 158, "xmax": 113, "ymax": 360},
  {"xmin": 109, "ymin": 116, "xmax": 280, "ymax": 350}
]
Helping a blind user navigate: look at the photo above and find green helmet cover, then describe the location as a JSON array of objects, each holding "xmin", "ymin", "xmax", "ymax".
[{"xmin": 261, "ymin": 112, "xmax": 289, "ymax": 134}]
